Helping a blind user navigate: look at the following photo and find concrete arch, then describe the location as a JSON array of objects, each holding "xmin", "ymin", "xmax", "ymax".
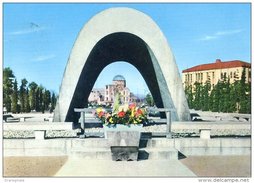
[{"xmin": 53, "ymin": 7, "xmax": 190, "ymax": 122}]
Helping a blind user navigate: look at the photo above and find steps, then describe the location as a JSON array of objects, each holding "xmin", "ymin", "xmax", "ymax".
[
  {"xmin": 70, "ymin": 138, "xmax": 178, "ymax": 160},
  {"xmin": 71, "ymin": 147, "xmax": 111, "ymax": 159},
  {"xmin": 139, "ymin": 147, "xmax": 178, "ymax": 160}
]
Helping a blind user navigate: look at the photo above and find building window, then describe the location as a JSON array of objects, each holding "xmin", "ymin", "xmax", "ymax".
[
  {"xmin": 224, "ymin": 72, "xmax": 227, "ymax": 79},
  {"xmin": 221, "ymin": 73, "xmax": 223, "ymax": 79},
  {"xmin": 234, "ymin": 72, "xmax": 237, "ymax": 79},
  {"xmin": 248, "ymin": 70, "xmax": 251, "ymax": 82},
  {"xmin": 230, "ymin": 72, "xmax": 233, "ymax": 78},
  {"xmin": 201, "ymin": 73, "xmax": 203, "ymax": 81}
]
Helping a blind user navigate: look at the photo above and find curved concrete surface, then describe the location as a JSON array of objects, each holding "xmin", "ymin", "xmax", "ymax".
[{"xmin": 53, "ymin": 7, "xmax": 190, "ymax": 122}]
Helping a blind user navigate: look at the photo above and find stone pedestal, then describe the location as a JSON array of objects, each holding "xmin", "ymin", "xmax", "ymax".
[
  {"xmin": 200, "ymin": 129, "xmax": 211, "ymax": 139},
  {"xmin": 20, "ymin": 117, "xmax": 25, "ymax": 122},
  {"xmin": 34, "ymin": 130, "xmax": 46, "ymax": 140},
  {"xmin": 106, "ymin": 131, "xmax": 141, "ymax": 147},
  {"xmin": 104, "ymin": 124, "xmax": 142, "ymax": 161}
]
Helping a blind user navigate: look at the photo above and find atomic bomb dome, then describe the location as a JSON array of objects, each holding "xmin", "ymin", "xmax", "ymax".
[{"xmin": 113, "ymin": 75, "xmax": 125, "ymax": 81}]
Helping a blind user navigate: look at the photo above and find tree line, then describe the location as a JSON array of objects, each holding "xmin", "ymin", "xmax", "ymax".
[
  {"xmin": 3, "ymin": 67, "xmax": 57, "ymax": 113},
  {"xmin": 185, "ymin": 68, "xmax": 251, "ymax": 114}
]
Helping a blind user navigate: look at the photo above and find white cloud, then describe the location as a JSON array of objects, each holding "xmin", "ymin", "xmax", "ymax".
[
  {"xmin": 200, "ymin": 35, "xmax": 217, "ymax": 41},
  {"xmin": 215, "ymin": 29, "xmax": 243, "ymax": 36},
  {"xmin": 200, "ymin": 29, "xmax": 243, "ymax": 41},
  {"xmin": 8, "ymin": 25, "xmax": 46, "ymax": 35},
  {"xmin": 33, "ymin": 54, "xmax": 56, "ymax": 62}
]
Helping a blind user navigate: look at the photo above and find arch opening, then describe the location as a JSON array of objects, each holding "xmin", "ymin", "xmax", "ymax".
[{"xmin": 93, "ymin": 61, "xmax": 150, "ymax": 98}]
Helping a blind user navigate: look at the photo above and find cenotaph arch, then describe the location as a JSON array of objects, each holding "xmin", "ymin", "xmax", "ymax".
[{"xmin": 53, "ymin": 7, "xmax": 190, "ymax": 123}]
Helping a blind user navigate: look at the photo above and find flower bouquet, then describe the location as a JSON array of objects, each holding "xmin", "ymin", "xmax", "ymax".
[{"xmin": 95, "ymin": 103, "xmax": 147, "ymax": 127}]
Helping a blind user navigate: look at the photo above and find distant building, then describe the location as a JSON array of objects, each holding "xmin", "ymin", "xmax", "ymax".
[
  {"xmin": 88, "ymin": 88, "xmax": 104, "ymax": 105},
  {"xmin": 182, "ymin": 59, "xmax": 251, "ymax": 89},
  {"xmin": 88, "ymin": 75, "xmax": 137, "ymax": 105}
]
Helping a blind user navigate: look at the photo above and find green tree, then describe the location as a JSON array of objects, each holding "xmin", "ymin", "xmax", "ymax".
[
  {"xmin": 4, "ymin": 67, "xmax": 57, "ymax": 114},
  {"xmin": 210, "ymin": 81, "xmax": 221, "ymax": 112},
  {"xmin": 19, "ymin": 78, "xmax": 28, "ymax": 112},
  {"xmin": 184, "ymin": 85, "xmax": 194, "ymax": 109},
  {"xmin": 25, "ymin": 89, "xmax": 31, "ymax": 112},
  {"xmin": 209, "ymin": 87, "xmax": 215, "ymax": 111},
  {"xmin": 218, "ymin": 80, "xmax": 228, "ymax": 112},
  {"xmin": 223, "ymin": 80, "xmax": 232, "ymax": 113},
  {"xmin": 29, "ymin": 82, "xmax": 38, "ymax": 111},
  {"xmin": 35, "ymin": 86, "xmax": 44, "ymax": 112},
  {"xmin": 3, "ymin": 67, "xmax": 15, "ymax": 112},
  {"xmin": 193, "ymin": 82, "xmax": 202, "ymax": 110},
  {"xmin": 184, "ymin": 68, "xmax": 251, "ymax": 114},
  {"xmin": 50, "ymin": 92, "xmax": 57, "ymax": 113},
  {"xmin": 234, "ymin": 81, "xmax": 242, "ymax": 112},
  {"xmin": 11, "ymin": 79, "xmax": 18, "ymax": 113},
  {"xmin": 43, "ymin": 89, "xmax": 51, "ymax": 111},
  {"xmin": 245, "ymin": 82, "xmax": 251, "ymax": 114},
  {"xmin": 228, "ymin": 83, "xmax": 237, "ymax": 112},
  {"xmin": 201, "ymin": 81, "xmax": 210, "ymax": 111},
  {"xmin": 145, "ymin": 93, "xmax": 154, "ymax": 106},
  {"xmin": 238, "ymin": 68, "xmax": 248, "ymax": 113}
]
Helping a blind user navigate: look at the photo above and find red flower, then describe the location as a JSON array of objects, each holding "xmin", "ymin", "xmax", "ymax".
[
  {"xmin": 135, "ymin": 109, "xmax": 143, "ymax": 117},
  {"xmin": 129, "ymin": 103, "xmax": 136, "ymax": 110},
  {"xmin": 98, "ymin": 111, "xmax": 105, "ymax": 118},
  {"xmin": 118, "ymin": 111, "xmax": 126, "ymax": 118}
]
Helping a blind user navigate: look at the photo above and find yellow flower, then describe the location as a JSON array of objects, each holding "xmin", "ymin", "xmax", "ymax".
[
  {"xmin": 118, "ymin": 104, "xmax": 129, "ymax": 112},
  {"xmin": 131, "ymin": 108, "xmax": 135, "ymax": 117},
  {"xmin": 109, "ymin": 117, "xmax": 113, "ymax": 123},
  {"xmin": 96, "ymin": 107, "xmax": 103, "ymax": 114}
]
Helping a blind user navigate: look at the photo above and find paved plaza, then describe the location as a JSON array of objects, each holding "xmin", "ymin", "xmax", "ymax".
[
  {"xmin": 4, "ymin": 155, "xmax": 250, "ymax": 177},
  {"xmin": 3, "ymin": 111, "xmax": 251, "ymax": 178}
]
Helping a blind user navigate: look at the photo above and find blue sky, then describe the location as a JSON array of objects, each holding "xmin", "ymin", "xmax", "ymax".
[{"xmin": 3, "ymin": 3, "xmax": 251, "ymax": 95}]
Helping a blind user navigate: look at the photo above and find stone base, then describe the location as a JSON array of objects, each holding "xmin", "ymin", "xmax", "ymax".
[
  {"xmin": 110, "ymin": 146, "xmax": 139, "ymax": 161},
  {"xmin": 200, "ymin": 129, "xmax": 211, "ymax": 139},
  {"xmin": 34, "ymin": 131, "xmax": 46, "ymax": 140},
  {"xmin": 106, "ymin": 131, "xmax": 141, "ymax": 147}
]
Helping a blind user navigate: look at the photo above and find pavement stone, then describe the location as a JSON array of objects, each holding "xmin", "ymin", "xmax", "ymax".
[{"xmin": 55, "ymin": 158, "xmax": 196, "ymax": 177}]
